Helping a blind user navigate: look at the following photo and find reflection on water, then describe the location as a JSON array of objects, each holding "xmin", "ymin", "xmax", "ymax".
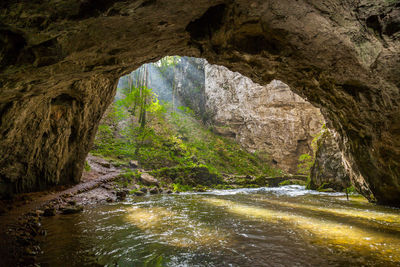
[
  {"xmin": 124, "ymin": 206, "xmax": 228, "ymax": 248},
  {"xmin": 38, "ymin": 186, "xmax": 400, "ymax": 266}
]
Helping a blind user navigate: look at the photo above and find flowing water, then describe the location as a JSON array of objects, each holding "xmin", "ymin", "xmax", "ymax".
[{"xmin": 38, "ymin": 186, "xmax": 400, "ymax": 266}]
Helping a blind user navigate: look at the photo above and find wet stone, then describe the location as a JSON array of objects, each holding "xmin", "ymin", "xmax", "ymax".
[
  {"xmin": 67, "ymin": 200, "xmax": 76, "ymax": 206},
  {"xmin": 134, "ymin": 190, "xmax": 145, "ymax": 196},
  {"xmin": 149, "ymin": 187, "xmax": 159, "ymax": 194},
  {"xmin": 43, "ymin": 208, "xmax": 56, "ymax": 217},
  {"xmin": 140, "ymin": 187, "xmax": 148, "ymax": 193},
  {"xmin": 60, "ymin": 205, "xmax": 83, "ymax": 214},
  {"xmin": 116, "ymin": 191, "xmax": 127, "ymax": 201}
]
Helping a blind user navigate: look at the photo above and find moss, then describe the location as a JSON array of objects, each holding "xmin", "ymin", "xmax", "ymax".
[
  {"xmin": 116, "ymin": 169, "xmax": 141, "ymax": 188},
  {"xmin": 253, "ymin": 175, "xmax": 269, "ymax": 186},
  {"xmin": 279, "ymin": 179, "xmax": 307, "ymax": 186},
  {"xmin": 213, "ymin": 184, "xmax": 235, "ymax": 190},
  {"xmin": 344, "ymin": 185, "xmax": 357, "ymax": 194},
  {"xmin": 172, "ymin": 183, "xmax": 193, "ymax": 192},
  {"xmin": 151, "ymin": 165, "xmax": 222, "ymax": 187},
  {"xmin": 84, "ymin": 161, "xmax": 91, "ymax": 172},
  {"xmin": 243, "ymin": 184, "xmax": 259, "ymax": 188},
  {"xmin": 316, "ymin": 182, "xmax": 330, "ymax": 191},
  {"xmin": 319, "ymin": 188, "xmax": 335, "ymax": 192},
  {"xmin": 305, "ymin": 176, "xmax": 312, "ymax": 189},
  {"xmin": 91, "ymin": 85, "xmax": 283, "ymax": 190},
  {"xmin": 129, "ymin": 189, "xmax": 140, "ymax": 194}
]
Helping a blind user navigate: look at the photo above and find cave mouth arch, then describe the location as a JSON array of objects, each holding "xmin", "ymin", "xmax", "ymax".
[
  {"xmin": 91, "ymin": 56, "xmax": 325, "ymax": 178},
  {"xmin": 0, "ymin": 0, "xmax": 399, "ymax": 206}
]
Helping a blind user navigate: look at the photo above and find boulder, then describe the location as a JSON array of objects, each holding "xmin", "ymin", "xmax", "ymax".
[
  {"xmin": 129, "ymin": 160, "xmax": 139, "ymax": 168},
  {"xmin": 139, "ymin": 173, "xmax": 159, "ymax": 186}
]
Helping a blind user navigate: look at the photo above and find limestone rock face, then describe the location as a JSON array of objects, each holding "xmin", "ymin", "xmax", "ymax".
[
  {"xmin": 0, "ymin": 0, "xmax": 399, "ymax": 205},
  {"xmin": 0, "ymin": 74, "xmax": 116, "ymax": 196},
  {"xmin": 309, "ymin": 128, "xmax": 351, "ymax": 192},
  {"xmin": 204, "ymin": 64, "xmax": 324, "ymax": 173}
]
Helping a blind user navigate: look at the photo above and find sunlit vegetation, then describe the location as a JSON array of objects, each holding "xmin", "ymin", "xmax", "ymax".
[
  {"xmin": 297, "ymin": 124, "xmax": 326, "ymax": 177},
  {"xmin": 91, "ymin": 57, "xmax": 282, "ymax": 189},
  {"xmin": 84, "ymin": 160, "xmax": 91, "ymax": 172}
]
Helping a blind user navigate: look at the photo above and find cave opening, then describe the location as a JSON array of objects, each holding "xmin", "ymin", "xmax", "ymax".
[
  {"xmin": 89, "ymin": 55, "xmax": 328, "ymax": 189},
  {"xmin": 31, "ymin": 56, "xmax": 400, "ymax": 267}
]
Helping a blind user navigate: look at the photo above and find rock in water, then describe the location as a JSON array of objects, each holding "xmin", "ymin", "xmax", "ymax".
[
  {"xmin": 309, "ymin": 128, "xmax": 351, "ymax": 192},
  {"xmin": 60, "ymin": 205, "xmax": 83, "ymax": 214},
  {"xmin": 140, "ymin": 187, "xmax": 148, "ymax": 193},
  {"xmin": 149, "ymin": 187, "xmax": 159, "ymax": 194},
  {"xmin": 43, "ymin": 207, "xmax": 56, "ymax": 217},
  {"xmin": 116, "ymin": 191, "xmax": 127, "ymax": 201},
  {"xmin": 133, "ymin": 190, "xmax": 145, "ymax": 196}
]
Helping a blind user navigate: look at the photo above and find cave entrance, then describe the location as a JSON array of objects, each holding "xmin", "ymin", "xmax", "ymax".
[{"xmin": 88, "ymin": 56, "xmax": 325, "ymax": 191}]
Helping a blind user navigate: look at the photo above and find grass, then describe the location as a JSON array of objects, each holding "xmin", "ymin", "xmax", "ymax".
[{"xmin": 91, "ymin": 98, "xmax": 283, "ymax": 189}]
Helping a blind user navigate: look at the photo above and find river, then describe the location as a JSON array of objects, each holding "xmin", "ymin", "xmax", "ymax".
[{"xmin": 38, "ymin": 185, "xmax": 400, "ymax": 266}]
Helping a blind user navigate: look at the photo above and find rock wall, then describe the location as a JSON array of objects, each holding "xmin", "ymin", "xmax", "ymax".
[
  {"xmin": 309, "ymin": 128, "xmax": 351, "ymax": 192},
  {"xmin": 204, "ymin": 64, "xmax": 324, "ymax": 173},
  {"xmin": 0, "ymin": 75, "xmax": 116, "ymax": 197},
  {"xmin": 0, "ymin": 0, "xmax": 399, "ymax": 205},
  {"xmin": 120, "ymin": 58, "xmax": 324, "ymax": 174}
]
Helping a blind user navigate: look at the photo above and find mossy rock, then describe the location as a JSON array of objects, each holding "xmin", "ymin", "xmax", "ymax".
[
  {"xmin": 152, "ymin": 166, "xmax": 222, "ymax": 186},
  {"xmin": 316, "ymin": 182, "xmax": 331, "ymax": 191},
  {"xmin": 213, "ymin": 184, "xmax": 235, "ymax": 190},
  {"xmin": 319, "ymin": 188, "xmax": 335, "ymax": 192},
  {"xmin": 316, "ymin": 182, "xmax": 339, "ymax": 192},
  {"xmin": 279, "ymin": 179, "xmax": 307, "ymax": 186},
  {"xmin": 253, "ymin": 175, "xmax": 269, "ymax": 186}
]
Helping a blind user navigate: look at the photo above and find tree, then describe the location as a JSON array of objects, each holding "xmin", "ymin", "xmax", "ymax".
[
  {"xmin": 116, "ymin": 64, "xmax": 166, "ymax": 155},
  {"xmin": 156, "ymin": 56, "xmax": 181, "ymax": 109}
]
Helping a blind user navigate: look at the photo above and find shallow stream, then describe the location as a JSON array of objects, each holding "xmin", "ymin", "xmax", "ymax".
[{"xmin": 38, "ymin": 186, "xmax": 400, "ymax": 266}]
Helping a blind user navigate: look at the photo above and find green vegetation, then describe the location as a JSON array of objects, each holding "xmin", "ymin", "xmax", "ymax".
[
  {"xmin": 344, "ymin": 185, "xmax": 357, "ymax": 194},
  {"xmin": 92, "ymin": 57, "xmax": 282, "ymax": 191},
  {"xmin": 297, "ymin": 124, "xmax": 326, "ymax": 176},
  {"xmin": 300, "ymin": 123, "xmax": 327, "ymax": 189},
  {"xmin": 296, "ymin": 153, "xmax": 313, "ymax": 175},
  {"xmin": 84, "ymin": 161, "xmax": 91, "ymax": 172},
  {"xmin": 316, "ymin": 182, "xmax": 335, "ymax": 192},
  {"xmin": 93, "ymin": 97, "xmax": 281, "ymax": 177},
  {"xmin": 172, "ymin": 183, "xmax": 193, "ymax": 192},
  {"xmin": 279, "ymin": 179, "xmax": 306, "ymax": 186},
  {"xmin": 116, "ymin": 169, "xmax": 141, "ymax": 188}
]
